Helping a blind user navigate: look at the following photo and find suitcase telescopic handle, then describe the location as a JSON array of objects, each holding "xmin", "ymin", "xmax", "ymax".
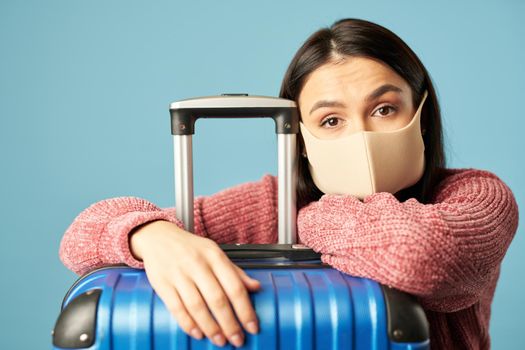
[{"xmin": 169, "ymin": 94, "xmax": 299, "ymax": 244}]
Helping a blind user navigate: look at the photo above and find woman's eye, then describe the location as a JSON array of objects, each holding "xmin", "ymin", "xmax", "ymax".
[
  {"xmin": 320, "ymin": 116, "xmax": 341, "ymax": 128},
  {"xmin": 373, "ymin": 105, "xmax": 396, "ymax": 117}
]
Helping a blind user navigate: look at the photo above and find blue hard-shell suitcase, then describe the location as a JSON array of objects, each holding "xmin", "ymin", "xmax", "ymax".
[{"xmin": 52, "ymin": 95, "xmax": 430, "ymax": 349}]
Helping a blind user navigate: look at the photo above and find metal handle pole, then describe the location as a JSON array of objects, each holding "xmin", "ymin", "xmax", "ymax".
[
  {"xmin": 173, "ymin": 135, "xmax": 194, "ymax": 233},
  {"xmin": 278, "ymin": 134, "xmax": 297, "ymax": 244}
]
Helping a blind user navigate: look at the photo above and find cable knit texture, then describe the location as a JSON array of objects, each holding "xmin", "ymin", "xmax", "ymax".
[{"xmin": 59, "ymin": 168, "xmax": 518, "ymax": 349}]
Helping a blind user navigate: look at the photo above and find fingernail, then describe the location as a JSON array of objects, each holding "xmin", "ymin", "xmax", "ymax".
[
  {"xmin": 246, "ymin": 321, "xmax": 258, "ymax": 334},
  {"xmin": 212, "ymin": 334, "xmax": 226, "ymax": 347},
  {"xmin": 230, "ymin": 333, "xmax": 243, "ymax": 347},
  {"xmin": 190, "ymin": 328, "xmax": 203, "ymax": 340}
]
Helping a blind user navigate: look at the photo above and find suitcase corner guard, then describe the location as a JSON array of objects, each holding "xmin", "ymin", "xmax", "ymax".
[
  {"xmin": 381, "ymin": 285, "xmax": 430, "ymax": 344},
  {"xmin": 52, "ymin": 289, "xmax": 101, "ymax": 349}
]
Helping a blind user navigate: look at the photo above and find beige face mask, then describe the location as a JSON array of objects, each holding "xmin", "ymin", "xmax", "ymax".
[{"xmin": 300, "ymin": 91, "xmax": 428, "ymax": 199}]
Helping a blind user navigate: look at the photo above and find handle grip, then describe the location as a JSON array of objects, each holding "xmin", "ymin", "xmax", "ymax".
[{"xmin": 170, "ymin": 95, "xmax": 299, "ymax": 135}]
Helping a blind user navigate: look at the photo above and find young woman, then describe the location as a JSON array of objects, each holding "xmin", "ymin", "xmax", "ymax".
[{"xmin": 59, "ymin": 18, "xmax": 519, "ymax": 349}]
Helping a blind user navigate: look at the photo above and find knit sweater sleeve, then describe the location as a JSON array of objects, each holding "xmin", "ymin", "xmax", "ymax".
[
  {"xmin": 297, "ymin": 169, "xmax": 519, "ymax": 313},
  {"xmin": 59, "ymin": 175, "xmax": 278, "ymax": 276},
  {"xmin": 59, "ymin": 197, "xmax": 183, "ymax": 275}
]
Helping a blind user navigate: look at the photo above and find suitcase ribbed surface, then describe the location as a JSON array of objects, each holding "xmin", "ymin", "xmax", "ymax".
[{"xmin": 55, "ymin": 266, "xmax": 429, "ymax": 350}]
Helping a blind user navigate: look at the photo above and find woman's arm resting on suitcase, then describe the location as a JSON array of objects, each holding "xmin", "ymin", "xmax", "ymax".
[
  {"xmin": 297, "ymin": 169, "xmax": 519, "ymax": 313},
  {"xmin": 59, "ymin": 174, "xmax": 277, "ymax": 276}
]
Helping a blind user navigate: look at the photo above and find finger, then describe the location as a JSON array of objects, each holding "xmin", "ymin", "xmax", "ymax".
[
  {"xmin": 212, "ymin": 258, "xmax": 260, "ymax": 335},
  {"xmin": 174, "ymin": 273, "xmax": 229, "ymax": 347},
  {"xmin": 234, "ymin": 265, "xmax": 261, "ymax": 291},
  {"xmin": 191, "ymin": 263, "xmax": 246, "ymax": 347},
  {"xmin": 150, "ymin": 278, "xmax": 203, "ymax": 340}
]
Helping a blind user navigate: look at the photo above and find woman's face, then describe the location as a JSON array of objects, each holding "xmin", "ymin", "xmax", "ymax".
[{"xmin": 298, "ymin": 56, "xmax": 416, "ymax": 139}]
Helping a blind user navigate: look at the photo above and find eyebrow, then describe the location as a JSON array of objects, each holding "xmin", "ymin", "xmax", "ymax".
[
  {"xmin": 365, "ymin": 84, "xmax": 404, "ymax": 102},
  {"xmin": 308, "ymin": 83, "xmax": 404, "ymax": 115}
]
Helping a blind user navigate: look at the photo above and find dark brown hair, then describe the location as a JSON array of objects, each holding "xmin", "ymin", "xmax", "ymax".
[{"xmin": 279, "ymin": 18, "xmax": 446, "ymax": 209}]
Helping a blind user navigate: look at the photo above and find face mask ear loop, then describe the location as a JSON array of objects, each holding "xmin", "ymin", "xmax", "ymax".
[
  {"xmin": 419, "ymin": 91, "xmax": 429, "ymax": 137},
  {"xmin": 298, "ymin": 127, "xmax": 308, "ymax": 158}
]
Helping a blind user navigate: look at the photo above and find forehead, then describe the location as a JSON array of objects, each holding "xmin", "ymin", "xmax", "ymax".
[{"xmin": 298, "ymin": 56, "xmax": 411, "ymax": 106}]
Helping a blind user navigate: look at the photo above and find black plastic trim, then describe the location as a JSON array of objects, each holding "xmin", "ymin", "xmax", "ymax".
[
  {"xmin": 221, "ymin": 243, "xmax": 321, "ymax": 261},
  {"xmin": 233, "ymin": 261, "xmax": 327, "ymax": 269},
  {"xmin": 381, "ymin": 285, "xmax": 430, "ymax": 343},
  {"xmin": 170, "ymin": 107, "xmax": 299, "ymax": 135},
  {"xmin": 53, "ymin": 289, "xmax": 101, "ymax": 349}
]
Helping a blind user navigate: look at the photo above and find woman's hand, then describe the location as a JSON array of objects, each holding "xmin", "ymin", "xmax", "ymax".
[{"xmin": 130, "ymin": 220, "xmax": 261, "ymax": 348}]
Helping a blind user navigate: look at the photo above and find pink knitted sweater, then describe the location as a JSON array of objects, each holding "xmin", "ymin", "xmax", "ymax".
[{"xmin": 60, "ymin": 168, "xmax": 518, "ymax": 349}]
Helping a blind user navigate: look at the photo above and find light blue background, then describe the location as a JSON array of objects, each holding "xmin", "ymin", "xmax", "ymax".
[{"xmin": 1, "ymin": 0, "xmax": 523, "ymax": 348}]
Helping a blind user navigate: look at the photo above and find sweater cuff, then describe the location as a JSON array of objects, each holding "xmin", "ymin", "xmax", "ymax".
[{"xmin": 103, "ymin": 210, "xmax": 184, "ymax": 269}]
